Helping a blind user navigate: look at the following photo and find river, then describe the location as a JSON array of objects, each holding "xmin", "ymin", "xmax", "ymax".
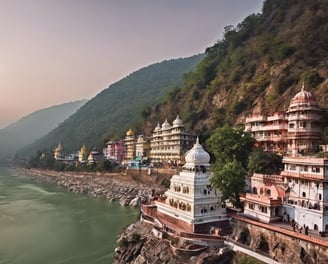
[{"xmin": 0, "ymin": 167, "xmax": 138, "ymax": 264}]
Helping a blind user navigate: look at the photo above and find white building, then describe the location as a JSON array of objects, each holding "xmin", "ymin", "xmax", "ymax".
[
  {"xmin": 150, "ymin": 115, "xmax": 196, "ymax": 165},
  {"xmin": 155, "ymin": 138, "xmax": 228, "ymax": 233},
  {"xmin": 282, "ymin": 156, "xmax": 328, "ymax": 232}
]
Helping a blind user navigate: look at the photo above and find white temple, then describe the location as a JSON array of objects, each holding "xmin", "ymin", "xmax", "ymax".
[{"xmin": 155, "ymin": 138, "xmax": 228, "ymax": 233}]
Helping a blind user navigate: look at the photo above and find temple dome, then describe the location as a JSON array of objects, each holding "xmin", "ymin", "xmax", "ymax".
[
  {"xmin": 80, "ymin": 144, "xmax": 86, "ymax": 153},
  {"xmin": 172, "ymin": 115, "xmax": 183, "ymax": 127},
  {"xmin": 154, "ymin": 122, "xmax": 161, "ymax": 132},
  {"xmin": 184, "ymin": 138, "xmax": 210, "ymax": 166},
  {"xmin": 288, "ymin": 83, "xmax": 319, "ymax": 111},
  {"xmin": 161, "ymin": 119, "xmax": 171, "ymax": 129},
  {"xmin": 126, "ymin": 129, "xmax": 134, "ymax": 136}
]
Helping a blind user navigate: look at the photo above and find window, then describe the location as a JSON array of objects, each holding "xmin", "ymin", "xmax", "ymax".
[
  {"xmin": 319, "ymin": 194, "xmax": 322, "ymax": 200},
  {"xmin": 253, "ymin": 187, "xmax": 258, "ymax": 194},
  {"xmin": 289, "ymin": 123, "xmax": 295, "ymax": 128},
  {"xmin": 312, "ymin": 167, "xmax": 320, "ymax": 173},
  {"xmin": 299, "ymin": 121, "xmax": 306, "ymax": 128},
  {"xmin": 302, "ymin": 192, "xmax": 306, "ymax": 198}
]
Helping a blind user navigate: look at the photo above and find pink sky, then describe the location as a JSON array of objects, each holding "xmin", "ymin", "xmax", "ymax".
[{"xmin": 0, "ymin": 0, "xmax": 263, "ymax": 128}]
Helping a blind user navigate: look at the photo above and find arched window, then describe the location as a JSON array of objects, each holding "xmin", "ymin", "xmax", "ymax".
[
  {"xmin": 314, "ymin": 224, "xmax": 318, "ymax": 231},
  {"xmin": 253, "ymin": 187, "xmax": 257, "ymax": 194},
  {"xmin": 302, "ymin": 192, "xmax": 306, "ymax": 198}
]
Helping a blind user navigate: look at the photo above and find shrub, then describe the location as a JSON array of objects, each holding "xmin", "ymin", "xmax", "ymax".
[
  {"xmin": 131, "ymin": 233, "xmax": 141, "ymax": 243},
  {"xmin": 278, "ymin": 44, "xmax": 295, "ymax": 60}
]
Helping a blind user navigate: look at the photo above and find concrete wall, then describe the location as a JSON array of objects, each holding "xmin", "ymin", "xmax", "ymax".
[{"xmin": 231, "ymin": 219, "xmax": 328, "ymax": 264}]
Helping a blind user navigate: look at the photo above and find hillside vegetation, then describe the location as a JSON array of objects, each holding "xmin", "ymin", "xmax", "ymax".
[
  {"xmin": 142, "ymin": 0, "xmax": 328, "ymax": 141},
  {"xmin": 20, "ymin": 55, "xmax": 203, "ymax": 156},
  {"xmin": 0, "ymin": 100, "xmax": 86, "ymax": 160}
]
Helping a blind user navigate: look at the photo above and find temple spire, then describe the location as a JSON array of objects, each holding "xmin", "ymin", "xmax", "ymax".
[{"xmin": 301, "ymin": 81, "xmax": 305, "ymax": 92}]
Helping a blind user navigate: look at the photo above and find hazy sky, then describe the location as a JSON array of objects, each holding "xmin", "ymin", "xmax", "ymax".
[{"xmin": 0, "ymin": 0, "xmax": 263, "ymax": 128}]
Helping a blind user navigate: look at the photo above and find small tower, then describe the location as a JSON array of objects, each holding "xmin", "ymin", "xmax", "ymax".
[
  {"xmin": 286, "ymin": 83, "xmax": 322, "ymax": 155},
  {"xmin": 78, "ymin": 144, "xmax": 87, "ymax": 163},
  {"xmin": 124, "ymin": 128, "xmax": 136, "ymax": 162},
  {"xmin": 54, "ymin": 142, "xmax": 64, "ymax": 160}
]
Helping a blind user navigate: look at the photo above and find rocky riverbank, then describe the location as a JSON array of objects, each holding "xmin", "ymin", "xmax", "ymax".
[
  {"xmin": 113, "ymin": 220, "xmax": 256, "ymax": 264},
  {"xmin": 20, "ymin": 168, "xmax": 171, "ymax": 207}
]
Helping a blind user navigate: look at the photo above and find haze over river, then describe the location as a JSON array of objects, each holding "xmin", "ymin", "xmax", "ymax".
[{"xmin": 0, "ymin": 167, "xmax": 138, "ymax": 264}]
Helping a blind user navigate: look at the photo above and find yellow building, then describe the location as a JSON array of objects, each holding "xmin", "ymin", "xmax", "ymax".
[
  {"xmin": 54, "ymin": 142, "xmax": 64, "ymax": 160},
  {"xmin": 124, "ymin": 129, "xmax": 136, "ymax": 162},
  {"xmin": 78, "ymin": 144, "xmax": 87, "ymax": 163}
]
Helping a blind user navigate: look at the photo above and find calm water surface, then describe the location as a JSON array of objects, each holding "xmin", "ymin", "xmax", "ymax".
[{"xmin": 0, "ymin": 167, "xmax": 138, "ymax": 264}]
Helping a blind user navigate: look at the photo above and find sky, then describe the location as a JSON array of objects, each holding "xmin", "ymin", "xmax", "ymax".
[{"xmin": 0, "ymin": 0, "xmax": 264, "ymax": 128}]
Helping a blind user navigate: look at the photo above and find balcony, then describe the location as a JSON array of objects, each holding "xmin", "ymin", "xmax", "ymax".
[
  {"xmin": 241, "ymin": 193, "xmax": 282, "ymax": 206},
  {"xmin": 287, "ymin": 114, "xmax": 322, "ymax": 121},
  {"xmin": 245, "ymin": 115, "xmax": 267, "ymax": 123},
  {"xmin": 280, "ymin": 170, "xmax": 325, "ymax": 180},
  {"xmin": 254, "ymin": 135, "xmax": 286, "ymax": 142}
]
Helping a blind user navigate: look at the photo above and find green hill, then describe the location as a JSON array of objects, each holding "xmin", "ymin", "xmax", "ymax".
[
  {"xmin": 142, "ymin": 0, "xmax": 328, "ymax": 141},
  {"xmin": 0, "ymin": 100, "xmax": 86, "ymax": 161},
  {"xmin": 21, "ymin": 55, "xmax": 204, "ymax": 156}
]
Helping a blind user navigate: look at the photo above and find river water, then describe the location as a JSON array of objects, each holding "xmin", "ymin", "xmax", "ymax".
[{"xmin": 0, "ymin": 167, "xmax": 138, "ymax": 264}]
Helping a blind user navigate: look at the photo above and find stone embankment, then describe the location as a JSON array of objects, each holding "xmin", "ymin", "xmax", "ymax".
[
  {"xmin": 113, "ymin": 220, "xmax": 237, "ymax": 264},
  {"xmin": 21, "ymin": 168, "xmax": 171, "ymax": 207}
]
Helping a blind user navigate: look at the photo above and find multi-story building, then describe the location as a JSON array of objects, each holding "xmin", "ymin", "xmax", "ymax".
[
  {"xmin": 123, "ymin": 129, "xmax": 136, "ymax": 163},
  {"xmin": 286, "ymin": 83, "xmax": 322, "ymax": 155},
  {"xmin": 281, "ymin": 155, "xmax": 328, "ymax": 232},
  {"xmin": 242, "ymin": 84, "xmax": 328, "ymax": 234},
  {"xmin": 54, "ymin": 142, "xmax": 64, "ymax": 160},
  {"xmin": 245, "ymin": 112, "xmax": 288, "ymax": 153},
  {"xmin": 78, "ymin": 144, "xmax": 87, "ymax": 163},
  {"xmin": 135, "ymin": 135, "xmax": 150, "ymax": 162},
  {"xmin": 150, "ymin": 116, "xmax": 196, "ymax": 165},
  {"xmin": 105, "ymin": 140, "xmax": 125, "ymax": 163}
]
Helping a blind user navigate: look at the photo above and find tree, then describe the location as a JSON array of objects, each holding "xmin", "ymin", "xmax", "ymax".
[
  {"xmin": 248, "ymin": 149, "xmax": 283, "ymax": 174},
  {"xmin": 206, "ymin": 125, "xmax": 254, "ymax": 208},
  {"xmin": 206, "ymin": 125, "xmax": 254, "ymax": 169},
  {"xmin": 211, "ymin": 160, "xmax": 246, "ymax": 208}
]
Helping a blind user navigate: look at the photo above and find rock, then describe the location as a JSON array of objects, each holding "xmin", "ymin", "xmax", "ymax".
[
  {"xmin": 133, "ymin": 254, "xmax": 146, "ymax": 264},
  {"xmin": 129, "ymin": 197, "xmax": 140, "ymax": 207}
]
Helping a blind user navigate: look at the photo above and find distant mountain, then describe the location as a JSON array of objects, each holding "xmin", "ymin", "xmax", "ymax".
[
  {"xmin": 21, "ymin": 55, "xmax": 204, "ymax": 156},
  {"xmin": 142, "ymin": 0, "xmax": 328, "ymax": 141},
  {"xmin": 0, "ymin": 100, "xmax": 86, "ymax": 160}
]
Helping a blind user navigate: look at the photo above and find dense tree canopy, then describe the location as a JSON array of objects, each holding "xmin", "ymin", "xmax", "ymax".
[
  {"xmin": 248, "ymin": 149, "xmax": 283, "ymax": 174},
  {"xmin": 206, "ymin": 125, "xmax": 254, "ymax": 207},
  {"xmin": 206, "ymin": 125, "xmax": 254, "ymax": 169}
]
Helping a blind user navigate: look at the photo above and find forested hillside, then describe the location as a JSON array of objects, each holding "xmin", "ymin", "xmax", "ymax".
[
  {"xmin": 0, "ymin": 100, "xmax": 86, "ymax": 160},
  {"xmin": 142, "ymin": 0, "xmax": 328, "ymax": 140},
  {"xmin": 20, "ymin": 55, "xmax": 203, "ymax": 156}
]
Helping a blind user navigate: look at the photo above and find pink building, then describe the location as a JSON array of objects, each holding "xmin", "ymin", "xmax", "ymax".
[
  {"xmin": 242, "ymin": 84, "xmax": 328, "ymax": 234},
  {"xmin": 105, "ymin": 140, "xmax": 125, "ymax": 164},
  {"xmin": 245, "ymin": 112, "xmax": 288, "ymax": 153}
]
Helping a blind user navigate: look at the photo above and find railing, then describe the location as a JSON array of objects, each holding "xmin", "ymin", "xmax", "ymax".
[{"xmin": 280, "ymin": 171, "xmax": 324, "ymax": 180}]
